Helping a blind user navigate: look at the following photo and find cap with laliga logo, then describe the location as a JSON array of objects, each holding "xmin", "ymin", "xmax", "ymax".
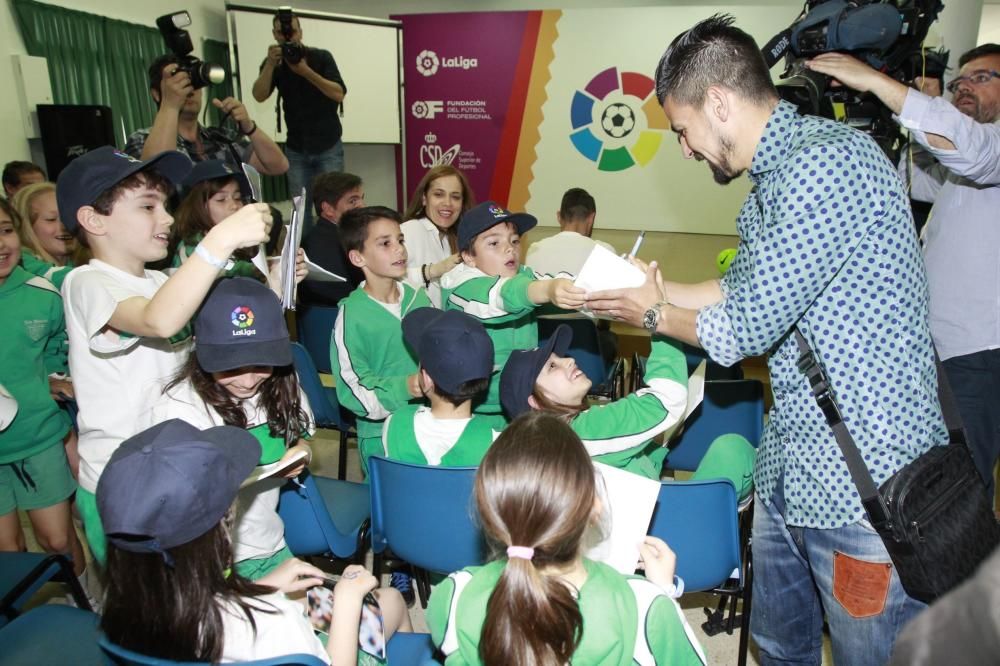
[
  {"xmin": 194, "ymin": 277, "xmax": 292, "ymax": 373},
  {"xmin": 56, "ymin": 146, "xmax": 193, "ymax": 233},
  {"xmin": 457, "ymin": 200, "xmax": 537, "ymax": 251}
]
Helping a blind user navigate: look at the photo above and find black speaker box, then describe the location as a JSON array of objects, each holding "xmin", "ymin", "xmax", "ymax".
[{"xmin": 37, "ymin": 104, "xmax": 116, "ymax": 181}]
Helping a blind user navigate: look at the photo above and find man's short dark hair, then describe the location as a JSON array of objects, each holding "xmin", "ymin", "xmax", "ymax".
[
  {"xmin": 340, "ymin": 205, "xmax": 402, "ymax": 254},
  {"xmin": 3, "ymin": 161, "xmax": 45, "ymax": 192},
  {"xmin": 559, "ymin": 188, "xmax": 596, "ymax": 222},
  {"xmin": 432, "ymin": 376, "xmax": 490, "ymax": 408},
  {"xmin": 959, "ymin": 43, "xmax": 1000, "ymax": 68},
  {"xmin": 654, "ymin": 14, "xmax": 777, "ymax": 107},
  {"xmin": 312, "ymin": 172, "xmax": 362, "ymax": 216},
  {"xmin": 148, "ymin": 54, "xmax": 182, "ymax": 101}
]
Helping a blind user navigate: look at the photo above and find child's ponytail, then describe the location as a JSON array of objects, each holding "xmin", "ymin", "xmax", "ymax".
[{"xmin": 475, "ymin": 412, "xmax": 597, "ymax": 666}]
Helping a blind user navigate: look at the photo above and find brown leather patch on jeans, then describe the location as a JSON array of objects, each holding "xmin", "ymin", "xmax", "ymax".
[{"xmin": 832, "ymin": 551, "xmax": 893, "ymax": 618}]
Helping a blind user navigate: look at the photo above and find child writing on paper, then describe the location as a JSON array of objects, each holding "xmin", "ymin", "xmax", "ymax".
[
  {"xmin": 99, "ymin": 419, "xmax": 411, "ymax": 665},
  {"xmin": 144, "ymin": 277, "xmax": 311, "ymax": 581},
  {"xmin": 427, "ymin": 411, "xmax": 706, "ymax": 665},
  {"xmin": 499, "ymin": 324, "xmax": 755, "ymax": 490},
  {"xmin": 440, "ymin": 201, "xmax": 586, "ymax": 415}
]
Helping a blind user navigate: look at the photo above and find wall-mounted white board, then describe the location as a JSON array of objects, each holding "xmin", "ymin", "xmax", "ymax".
[{"xmin": 226, "ymin": 4, "xmax": 401, "ymax": 144}]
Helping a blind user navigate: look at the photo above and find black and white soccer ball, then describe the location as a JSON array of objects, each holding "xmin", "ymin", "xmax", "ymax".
[{"xmin": 601, "ymin": 103, "xmax": 636, "ymax": 139}]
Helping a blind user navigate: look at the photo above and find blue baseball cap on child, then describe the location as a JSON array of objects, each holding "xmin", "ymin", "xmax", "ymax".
[
  {"xmin": 499, "ymin": 323, "xmax": 573, "ymax": 419},
  {"xmin": 55, "ymin": 146, "xmax": 192, "ymax": 233},
  {"xmin": 97, "ymin": 419, "xmax": 261, "ymax": 555},
  {"xmin": 194, "ymin": 277, "xmax": 292, "ymax": 373},
  {"xmin": 182, "ymin": 159, "xmax": 252, "ymax": 200},
  {"xmin": 457, "ymin": 201, "xmax": 537, "ymax": 251},
  {"xmin": 402, "ymin": 308, "xmax": 495, "ymax": 395}
]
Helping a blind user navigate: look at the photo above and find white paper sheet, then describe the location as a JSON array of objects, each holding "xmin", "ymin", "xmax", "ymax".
[
  {"xmin": 304, "ymin": 256, "xmax": 347, "ymax": 283},
  {"xmin": 279, "ymin": 189, "xmax": 307, "ymax": 309},
  {"xmin": 573, "ymin": 245, "xmax": 648, "ymax": 319},
  {"xmin": 241, "ymin": 448, "xmax": 309, "ymax": 488},
  {"xmin": 585, "ymin": 462, "xmax": 661, "ymax": 574}
]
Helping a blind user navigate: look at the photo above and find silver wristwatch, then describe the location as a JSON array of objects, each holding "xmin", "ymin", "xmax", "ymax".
[{"xmin": 642, "ymin": 301, "xmax": 670, "ymax": 333}]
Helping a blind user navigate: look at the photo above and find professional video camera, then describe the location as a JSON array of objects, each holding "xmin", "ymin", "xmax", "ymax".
[
  {"xmin": 762, "ymin": 0, "xmax": 947, "ymax": 160},
  {"xmin": 276, "ymin": 6, "xmax": 305, "ymax": 65},
  {"xmin": 155, "ymin": 11, "xmax": 225, "ymax": 90}
]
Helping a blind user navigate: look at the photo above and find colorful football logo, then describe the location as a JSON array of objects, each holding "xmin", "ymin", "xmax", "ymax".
[
  {"xmin": 569, "ymin": 67, "xmax": 669, "ymax": 172},
  {"xmin": 231, "ymin": 306, "xmax": 254, "ymax": 329}
]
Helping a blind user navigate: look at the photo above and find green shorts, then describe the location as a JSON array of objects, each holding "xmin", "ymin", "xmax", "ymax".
[
  {"xmin": 233, "ymin": 545, "xmax": 294, "ymax": 580},
  {"xmin": 76, "ymin": 487, "xmax": 107, "ymax": 565},
  {"xmin": 0, "ymin": 443, "xmax": 76, "ymax": 515}
]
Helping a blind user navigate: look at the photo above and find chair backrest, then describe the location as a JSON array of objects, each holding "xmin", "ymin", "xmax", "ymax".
[
  {"xmin": 647, "ymin": 478, "xmax": 741, "ymax": 592},
  {"xmin": 296, "ymin": 304, "xmax": 339, "ymax": 374},
  {"xmin": 681, "ymin": 343, "xmax": 744, "ymax": 380},
  {"xmin": 369, "ymin": 456, "xmax": 486, "ymax": 574},
  {"xmin": 278, "ymin": 471, "xmax": 364, "ymax": 560},
  {"xmin": 100, "ymin": 636, "xmax": 327, "ymax": 666},
  {"xmin": 537, "ymin": 318, "xmax": 606, "ymax": 387},
  {"xmin": 666, "ymin": 379, "xmax": 764, "ymax": 472},
  {"xmin": 290, "ymin": 342, "xmax": 344, "ymax": 430}
]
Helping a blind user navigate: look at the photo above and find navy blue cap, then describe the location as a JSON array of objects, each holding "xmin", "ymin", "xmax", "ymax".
[
  {"xmin": 194, "ymin": 277, "xmax": 291, "ymax": 373},
  {"xmin": 457, "ymin": 201, "xmax": 537, "ymax": 251},
  {"xmin": 182, "ymin": 159, "xmax": 252, "ymax": 200},
  {"xmin": 403, "ymin": 308, "xmax": 494, "ymax": 395},
  {"xmin": 56, "ymin": 146, "xmax": 192, "ymax": 232},
  {"xmin": 499, "ymin": 324, "xmax": 573, "ymax": 419},
  {"xmin": 97, "ymin": 419, "xmax": 261, "ymax": 554}
]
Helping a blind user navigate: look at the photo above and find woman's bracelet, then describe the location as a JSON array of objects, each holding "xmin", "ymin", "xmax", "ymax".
[
  {"xmin": 421, "ymin": 263, "xmax": 431, "ymax": 287},
  {"xmin": 194, "ymin": 242, "xmax": 233, "ymax": 271}
]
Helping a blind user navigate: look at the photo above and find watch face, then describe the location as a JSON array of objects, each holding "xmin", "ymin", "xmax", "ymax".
[{"xmin": 643, "ymin": 308, "xmax": 656, "ymax": 331}]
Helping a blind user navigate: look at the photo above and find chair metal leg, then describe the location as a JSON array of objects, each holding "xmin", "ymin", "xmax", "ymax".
[
  {"xmin": 337, "ymin": 429, "xmax": 349, "ymax": 481},
  {"xmin": 415, "ymin": 568, "xmax": 431, "ymax": 610},
  {"xmin": 737, "ymin": 544, "xmax": 753, "ymax": 666},
  {"xmin": 55, "ymin": 554, "xmax": 93, "ymax": 612}
]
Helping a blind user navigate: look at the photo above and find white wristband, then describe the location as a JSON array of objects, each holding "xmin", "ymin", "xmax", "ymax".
[{"xmin": 194, "ymin": 243, "xmax": 233, "ymax": 271}]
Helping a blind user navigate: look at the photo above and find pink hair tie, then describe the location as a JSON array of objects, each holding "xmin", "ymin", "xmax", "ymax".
[{"xmin": 506, "ymin": 546, "xmax": 535, "ymax": 560}]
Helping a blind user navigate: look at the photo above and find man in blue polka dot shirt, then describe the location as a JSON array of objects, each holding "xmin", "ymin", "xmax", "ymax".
[{"xmin": 588, "ymin": 14, "xmax": 948, "ymax": 666}]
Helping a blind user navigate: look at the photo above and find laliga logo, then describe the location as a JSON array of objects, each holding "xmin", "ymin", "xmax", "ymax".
[
  {"xmin": 488, "ymin": 205, "xmax": 506, "ymax": 218},
  {"xmin": 411, "ymin": 100, "xmax": 444, "ymax": 119},
  {"xmin": 231, "ymin": 306, "xmax": 257, "ymax": 337},
  {"xmin": 415, "ymin": 49, "xmax": 478, "ymax": 77},
  {"xmin": 420, "ymin": 132, "xmax": 461, "ymax": 168}
]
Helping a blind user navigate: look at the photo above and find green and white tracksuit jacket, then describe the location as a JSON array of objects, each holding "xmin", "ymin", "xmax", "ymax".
[
  {"xmin": 440, "ymin": 264, "xmax": 539, "ymax": 415},
  {"xmin": 428, "ymin": 558, "xmax": 707, "ymax": 666},
  {"xmin": 572, "ymin": 337, "xmax": 688, "ymax": 480},
  {"xmin": 331, "ymin": 281, "xmax": 431, "ymax": 475},
  {"xmin": 381, "ymin": 405, "xmax": 505, "ymax": 466}
]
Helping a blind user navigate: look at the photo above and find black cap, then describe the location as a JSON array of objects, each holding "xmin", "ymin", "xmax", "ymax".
[
  {"xmin": 457, "ymin": 201, "xmax": 537, "ymax": 251},
  {"xmin": 182, "ymin": 159, "xmax": 252, "ymax": 200},
  {"xmin": 56, "ymin": 146, "xmax": 192, "ymax": 232},
  {"xmin": 402, "ymin": 308, "xmax": 494, "ymax": 395},
  {"xmin": 97, "ymin": 419, "xmax": 261, "ymax": 554},
  {"xmin": 194, "ymin": 277, "xmax": 292, "ymax": 373},
  {"xmin": 499, "ymin": 324, "xmax": 573, "ymax": 419}
]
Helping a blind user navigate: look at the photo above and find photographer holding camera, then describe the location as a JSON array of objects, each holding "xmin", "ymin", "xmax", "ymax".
[
  {"xmin": 126, "ymin": 54, "xmax": 288, "ymax": 177},
  {"xmin": 253, "ymin": 8, "xmax": 347, "ymax": 230},
  {"xmin": 809, "ymin": 45, "xmax": 1000, "ymax": 502}
]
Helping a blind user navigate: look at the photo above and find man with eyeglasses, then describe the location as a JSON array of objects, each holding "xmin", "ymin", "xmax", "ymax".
[{"xmin": 809, "ymin": 45, "xmax": 1000, "ymax": 501}]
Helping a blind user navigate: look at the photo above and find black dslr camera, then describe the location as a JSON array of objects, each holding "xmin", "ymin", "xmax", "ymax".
[
  {"xmin": 155, "ymin": 11, "xmax": 225, "ymax": 90},
  {"xmin": 277, "ymin": 7, "xmax": 305, "ymax": 65}
]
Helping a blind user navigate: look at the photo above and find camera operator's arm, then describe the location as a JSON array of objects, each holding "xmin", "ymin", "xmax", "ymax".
[
  {"xmin": 287, "ymin": 51, "xmax": 345, "ymax": 103},
  {"xmin": 139, "ymin": 66, "xmax": 192, "ymax": 160},
  {"xmin": 252, "ymin": 45, "xmax": 282, "ymax": 103},
  {"xmin": 212, "ymin": 97, "xmax": 288, "ymax": 176}
]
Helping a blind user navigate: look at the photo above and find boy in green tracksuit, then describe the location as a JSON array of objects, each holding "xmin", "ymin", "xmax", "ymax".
[
  {"xmin": 381, "ymin": 308, "xmax": 504, "ymax": 466},
  {"xmin": 331, "ymin": 206, "xmax": 431, "ymax": 478},
  {"xmin": 440, "ymin": 201, "xmax": 585, "ymax": 415},
  {"xmin": 0, "ymin": 211, "xmax": 85, "ymax": 575}
]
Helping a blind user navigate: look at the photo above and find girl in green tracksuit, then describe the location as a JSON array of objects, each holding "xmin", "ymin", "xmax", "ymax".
[
  {"xmin": 427, "ymin": 412, "xmax": 707, "ymax": 666},
  {"xmin": 499, "ymin": 323, "xmax": 755, "ymax": 493}
]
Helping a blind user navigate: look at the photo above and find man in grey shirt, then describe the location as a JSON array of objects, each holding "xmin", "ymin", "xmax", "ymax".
[{"xmin": 810, "ymin": 45, "xmax": 1000, "ymax": 498}]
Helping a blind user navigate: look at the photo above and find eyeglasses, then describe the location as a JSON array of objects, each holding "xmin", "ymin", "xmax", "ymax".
[{"xmin": 946, "ymin": 70, "xmax": 1000, "ymax": 94}]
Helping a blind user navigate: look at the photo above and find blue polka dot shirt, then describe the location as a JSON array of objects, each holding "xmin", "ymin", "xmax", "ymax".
[{"xmin": 697, "ymin": 100, "xmax": 948, "ymax": 529}]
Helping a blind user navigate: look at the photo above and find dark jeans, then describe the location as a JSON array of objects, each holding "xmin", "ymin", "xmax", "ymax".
[{"xmin": 942, "ymin": 348, "xmax": 1000, "ymax": 498}]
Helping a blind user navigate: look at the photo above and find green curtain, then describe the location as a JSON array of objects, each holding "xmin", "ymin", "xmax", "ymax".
[{"xmin": 13, "ymin": 0, "xmax": 163, "ymax": 144}]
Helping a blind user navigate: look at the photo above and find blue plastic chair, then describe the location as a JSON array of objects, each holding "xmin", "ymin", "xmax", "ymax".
[
  {"xmin": 278, "ymin": 470, "xmax": 370, "ymax": 563},
  {"xmin": 648, "ymin": 478, "xmax": 751, "ymax": 666},
  {"xmin": 537, "ymin": 318, "xmax": 625, "ymax": 399},
  {"xmin": 386, "ymin": 632, "xmax": 437, "ymax": 665},
  {"xmin": 1, "ymin": 552, "xmax": 92, "ymax": 626},
  {"xmin": 368, "ymin": 457, "xmax": 486, "ymax": 607},
  {"xmin": 99, "ymin": 636, "xmax": 327, "ymax": 665},
  {"xmin": 1, "ymin": 604, "xmax": 107, "ymax": 665},
  {"xmin": 295, "ymin": 304, "xmax": 339, "ymax": 375},
  {"xmin": 291, "ymin": 342, "xmax": 355, "ymax": 480},
  {"xmin": 665, "ymin": 379, "xmax": 765, "ymax": 472}
]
